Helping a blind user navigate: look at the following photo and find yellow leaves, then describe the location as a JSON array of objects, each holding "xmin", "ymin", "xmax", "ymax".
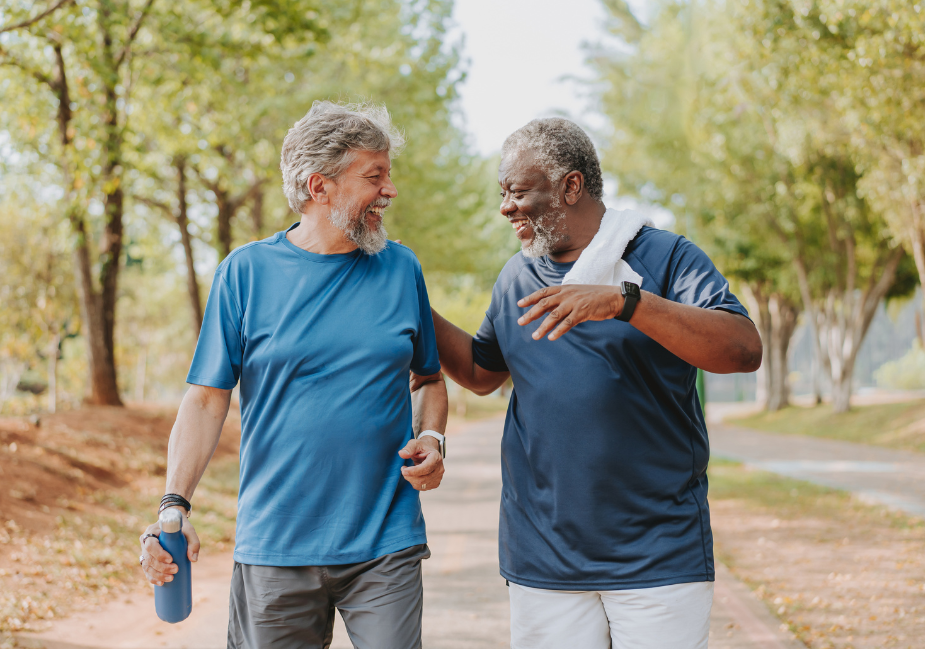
[{"xmin": 101, "ymin": 177, "xmax": 120, "ymax": 195}]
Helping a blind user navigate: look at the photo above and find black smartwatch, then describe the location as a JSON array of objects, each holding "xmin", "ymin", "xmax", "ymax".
[{"xmin": 616, "ymin": 281, "xmax": 640, "ymax": 322}]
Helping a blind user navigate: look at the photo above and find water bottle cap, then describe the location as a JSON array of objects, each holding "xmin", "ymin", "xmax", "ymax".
[{"xmin": 159, "ymin": 508, "xmax": 183, "ymax": 533}]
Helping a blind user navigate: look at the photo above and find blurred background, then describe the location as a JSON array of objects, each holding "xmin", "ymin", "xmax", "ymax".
[{"xmin": 2, "ymin": 1, "xmax": 925, "ymax": 648}]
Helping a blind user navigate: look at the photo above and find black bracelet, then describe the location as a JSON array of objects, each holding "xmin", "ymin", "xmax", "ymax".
[{"xmin": 159, "ymin": 493, "xmax": 192, "ymax": 516}]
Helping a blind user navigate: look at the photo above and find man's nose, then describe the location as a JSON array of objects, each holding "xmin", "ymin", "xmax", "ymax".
[
  {"xmin": 500, "ymin": 196, "xmax": 516, "ymax": 216},
  {"xmin": 382, "ymin": 177, "xmax": 398, "ymax": 199}
]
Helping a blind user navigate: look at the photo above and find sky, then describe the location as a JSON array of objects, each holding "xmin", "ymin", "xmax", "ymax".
[{"xmin": 450, "ymin": 0, "xmax": 610, "ymax": 157}]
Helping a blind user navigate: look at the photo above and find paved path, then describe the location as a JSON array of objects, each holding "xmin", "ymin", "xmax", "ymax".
[
  {"xmin": 711, "ymin": 424, "xmax": 925, "ymax": 517},
  {"xmin": 18, "ymin": 415, "xmax": 797, "ymax": 649}
]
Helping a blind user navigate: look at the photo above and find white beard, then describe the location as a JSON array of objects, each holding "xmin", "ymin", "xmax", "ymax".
[
  {"xmin": 522, "ymin": 207, "xmax": 568, "ymax": 259},
  {"xmin": 329, "ymin": 198, "xmax": 389, "ymax": 255}
]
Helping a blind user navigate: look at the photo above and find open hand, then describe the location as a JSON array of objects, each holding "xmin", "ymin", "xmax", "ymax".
[
  {"xmin": 517, "ymin": 284, "xmax": 624, "ymax": 341},
  {"xmin": 138, "ymin": 509, "xmax": 200, "ymax": 586},
  {"xmin": 398, "ymin": 437, "xmax": 445, "ymax": 492}
]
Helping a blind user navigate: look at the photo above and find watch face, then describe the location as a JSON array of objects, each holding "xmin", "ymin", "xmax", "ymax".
[{"xmin": 622, "ymin": 281, "xmax": 640, "ymax": 298}]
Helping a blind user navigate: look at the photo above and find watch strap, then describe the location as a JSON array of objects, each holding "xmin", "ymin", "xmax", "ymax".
[
  {"xmin": 617, "ymin": 282, "xmax": 640, "ymax": 322},
  {"xmin": 417, "ymin": 430, "xmax": 446, "ymax": 458}
]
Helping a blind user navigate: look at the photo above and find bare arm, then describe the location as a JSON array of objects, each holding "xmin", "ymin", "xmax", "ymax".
[
  {"xmin": 411, "ymin": 372, "xmax": 448, "ymax": 436},
  {"xmin": 517, "ymin": 285, "xmax": 762, "ymax": 374},
  {"xmin": 139, "ymin": 384, "xmax": 231, "ymax": 586},
  {"xmin": 401, "ymin": 372, "xmax": 449, "ymax": 492},
  {"xmin": 165, "ymin": 384, "xmax": 232, "ymax": 499},
  {"xmin": 430, "ymin": 308, "xmax": 509, "ymax": 396}
]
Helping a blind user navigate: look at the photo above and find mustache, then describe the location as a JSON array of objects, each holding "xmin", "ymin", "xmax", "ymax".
[{"xmin": 367, "ymin": 198, "xmax": 391, "ymax": 210}]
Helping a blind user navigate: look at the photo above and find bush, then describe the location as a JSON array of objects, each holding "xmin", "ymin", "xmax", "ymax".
[{"xmin": 874, "ymin": 340, "xmax": 925, "ymax": 390}]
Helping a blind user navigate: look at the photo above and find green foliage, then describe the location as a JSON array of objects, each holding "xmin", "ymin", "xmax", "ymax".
[
  {"xmin": 0, "ymin": 184, "xmax": 79, "ymax": 409},
  {"xmin": 591, "ymin": 0, "xmax": 920, "ymax": 410},
  {"xmin": 0, "ymin": 0, "xmax": 511, "ymax": 406},
  {"xmin": 874, "ymin": 340, "xmax": 925, "ymax": 390}
]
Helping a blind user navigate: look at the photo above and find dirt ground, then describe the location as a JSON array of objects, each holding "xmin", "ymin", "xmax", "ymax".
[
  {"xmin": 710, "ymin": 466, "xmax": 925, "ymax": 649},
  {"xmin": 0, "ymin": 405, "xmax": 241, "ymax": 642},
  {"xmin": 4, "ymin": 405, "xmax": 925, "ymax": 649}
]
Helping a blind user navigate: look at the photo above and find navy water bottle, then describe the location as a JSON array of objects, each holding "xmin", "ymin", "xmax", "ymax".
[{"xmin": 154, "ymin": 508, "xmax": 192, "ymax": 623}]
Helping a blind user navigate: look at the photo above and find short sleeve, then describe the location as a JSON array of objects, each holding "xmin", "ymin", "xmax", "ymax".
[
  {"xmin": 186, "ymin": 271, "xmax": 244, "ymax": 389},
  {"xmin": 664, "ymin": 237, "xmax": 750, "ymax": 319},
  {"xmin": 472, "ymin": 310, "xmax": 508, "ymax": 373},
  {"xmin": 410, "ymin": 267, "xmax": 441, "ymax": 376}
]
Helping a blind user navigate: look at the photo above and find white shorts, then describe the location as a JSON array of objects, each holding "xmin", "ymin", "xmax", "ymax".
[{"xmin": 509, "ymin": 580, "xmax": 714, "ymax": 649}]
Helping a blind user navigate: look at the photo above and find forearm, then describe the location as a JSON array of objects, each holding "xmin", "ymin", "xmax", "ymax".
[
  {"xmin": 432, "ymin": 308, "xmax": 509, "ymax": 395},
  {"xmin": 165, "ymin": 385, "xmax": 232, "ymax": 500},
  {"xmin": 431, "ymin": 309, "xmax": 479, "ymax": 388},
  {"xmin": 412, "ymin": 375, "xmax": 448, "ymax": 435},
  {"xmin": 630, "ymin": 291, "xmax": 762, "ymax": 374}
]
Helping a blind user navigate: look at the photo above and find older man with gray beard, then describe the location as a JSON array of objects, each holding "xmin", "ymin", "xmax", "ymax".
[
  {"xmin": 138, "ymin": 101, "xmax": 448, "ymax": 649},
  {"xmin": 425, "ymin": 118, "xmax": 762, "ymax": 648}
]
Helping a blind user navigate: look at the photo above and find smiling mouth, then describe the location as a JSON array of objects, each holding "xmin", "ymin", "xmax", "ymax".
[{"xmin": 510, "ymin": 218, "xmax": 530, "ymax": 237}]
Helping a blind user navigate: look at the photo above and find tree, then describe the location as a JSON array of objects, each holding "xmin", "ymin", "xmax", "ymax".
[
  {"xmin": 591, "ymin": 0, "xmax": 912, "ymax": 412},
  {"xmin": 1, "ymin": 0, "xmax": 159, "ymax": 405},
  {"xmin": 0, "ymin": 188, "xmax": 78, "ymax": 413},
  {"xmin": 590, "ymin": 0, "xmax": 802, "ymax": 410}
]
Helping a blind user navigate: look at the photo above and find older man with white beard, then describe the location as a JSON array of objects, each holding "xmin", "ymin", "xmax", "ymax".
[{"xmin": 138, "ymin": 101, "xmax": 448, "ymax": 649}]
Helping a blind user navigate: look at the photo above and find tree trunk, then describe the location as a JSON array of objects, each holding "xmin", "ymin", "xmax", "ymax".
[
  {"xmin": 766, "ymin": 295, "xmax": 798, "ymax": 411},
  {"xmin": 216, "ymin": 190, "xmax": 234, "ymax": 260},
  {"xmin": 796, "ymin": 248, "xmax": 903, "ymax": 414},
  {"xmin": 47, "ymin": 332, "xmax": 59, "ymax": 414},
  {"xmin": 831, "ymin": 367, "xmax": 854, "ymax": 414},
  {"xmin": 910, "ymin": 223, "xmax": 925, "ymax": 345},
  {"xmin": 175, "ymin": 157, "xmax": 203, "ymax": 335},
  {"xmin": 69, "ymin": 207, "xmax": 123, "ymax": 405},
  {"xmin": 79, "ymin": 13, "xmax": 126, "ymax": 407},
  {"xmin": 741, "ymin": 286, "xmax": 798, "ymax": 411},
  {"xmin": 250, "ymin": 185, "xmax": 264, "ymax": 238},
  {"xmin": 55, "ymin": 12, "xmax": 122, "ymax": 406}
]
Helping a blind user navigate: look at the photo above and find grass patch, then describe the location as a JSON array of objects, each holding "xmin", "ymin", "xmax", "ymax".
[
  {"xmin": 708, "ymin": 459, "xmax": 921, "ymax": 530},
  {"xmin": 729, "ymin": 399, "xmax": 925, "ymax": 453}
]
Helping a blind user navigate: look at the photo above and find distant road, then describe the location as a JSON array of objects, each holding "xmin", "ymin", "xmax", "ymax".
[{"xmin": 711, "ymin": 423, "xmax": 925, "ymax": 517}]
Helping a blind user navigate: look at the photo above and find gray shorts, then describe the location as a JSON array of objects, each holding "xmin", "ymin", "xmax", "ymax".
[{"xmin": 228, "ymin": 544, "xmax": 430, "ymax": 649}]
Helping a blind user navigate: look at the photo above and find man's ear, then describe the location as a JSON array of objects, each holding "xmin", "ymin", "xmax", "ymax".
[
  {"xmin": 563, "ymin": 171, "xmax": 584, "ymax": 206},
  {"xmin": 307, "ymin": 173, "xmax": 330, "ymax": 205}
]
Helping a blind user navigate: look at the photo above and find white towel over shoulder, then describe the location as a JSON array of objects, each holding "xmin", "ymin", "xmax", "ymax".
[{"xmin": 561, "ymin": 208, "xmax": 653, "ymax": 287}]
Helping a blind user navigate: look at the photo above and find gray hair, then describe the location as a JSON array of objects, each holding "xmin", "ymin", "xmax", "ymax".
[
  {"xmin": 280, "ymin": 100, "xmax": 405, "ymax": 214},
  {"xmin": 501, "ymin": 118, "xmax": 604, "ymax": 201}
]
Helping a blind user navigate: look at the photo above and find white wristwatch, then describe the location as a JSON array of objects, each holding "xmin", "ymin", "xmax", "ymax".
[{"xmin": 417, "ymin": 430, "xmax": 446, "ymax": 458}]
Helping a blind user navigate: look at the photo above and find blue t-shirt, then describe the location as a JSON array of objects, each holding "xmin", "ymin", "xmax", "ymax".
[
  {"xmin": 472, "ymin": 226, "xmax": 749, "ymax": 590},
  {"xmin": 187, "ymin": 225, "xmax": 441, "ymax": 566}
]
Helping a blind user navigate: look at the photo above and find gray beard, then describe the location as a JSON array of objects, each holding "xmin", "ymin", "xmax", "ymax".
[
  {"xmin": 328, "ymin": 200, "xmax": 388, "ymax": 255},
  {"xmin": 522, "ymin": 208, "xmax": 568, "ymax": 258}
]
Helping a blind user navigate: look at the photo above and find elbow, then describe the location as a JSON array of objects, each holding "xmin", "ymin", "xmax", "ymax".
[
  {"xmin": 739, "ymin": 334, "xmax": 763, "ymax": 374},
  {"xmin": 470, "ymin": 385, "xmax": 496, "ymax": 397}
]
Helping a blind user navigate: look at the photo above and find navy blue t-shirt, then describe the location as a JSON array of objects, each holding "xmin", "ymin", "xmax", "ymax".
[
  {"xmin": 472, "ymin": 226, "xmax": 749, "ymax": 590},
  {"xmin": 187, "ymin": 226, "xmax": 440, "ymax": 566}
]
